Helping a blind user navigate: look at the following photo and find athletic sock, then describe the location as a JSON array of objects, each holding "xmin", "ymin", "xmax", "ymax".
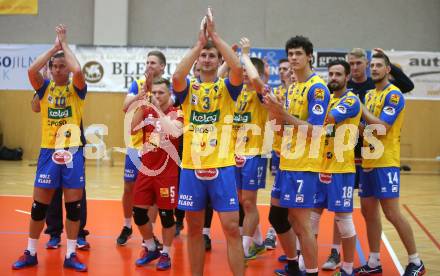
[
  {"xmin": 27, "ymin": 238, "xmax": 38, "ymax": 256},
  {"xmin": 66, "ymin": 239, "xmax": 76, "ymax": 258},
  {"xmin": 408, "ymin": 253, "xmax": 421, "ymax": 266}
]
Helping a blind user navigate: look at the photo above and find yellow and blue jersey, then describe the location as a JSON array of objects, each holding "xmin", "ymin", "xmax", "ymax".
[
  {"xmin": 174, "ymin": 77, "xmax": 242, "ymax": 169},
  {"xmin": 322, "ymin": 91, "xmax": 362, "ymax": 173},
  {"xmin": 36, "ymin": 79, "xmax": 87, "ymax": 149},
  {"xmin": 127, "ymin": 79, "xmax": 146, "ymax": 150},
  {"xmin": 233, "ymin": 85, "xmax": 268, "ymax": 156},
  {"xmin": 279, "ymin": 73, "xmax": 330, "ymax": 172},
  {"xmin": 362, "ymin": 83, "xmax": 405, "ymax": 168},
  {"xmin": 272, "ymin": 84, "xmax": 289, "ymax": 153}
]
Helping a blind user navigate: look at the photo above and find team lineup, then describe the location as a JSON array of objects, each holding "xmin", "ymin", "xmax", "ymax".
[{"xmin": 11, "ymin": 8, "xmax": 426, "ymax": 276}]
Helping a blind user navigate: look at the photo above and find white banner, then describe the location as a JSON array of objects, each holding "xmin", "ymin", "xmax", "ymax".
[
  {"xmin": 387, "ymin": 51, "xmax": 440, "ymax": 100},
  {"xmin": 75, "ymin": 46, "xmax": 188, "ymax": 92},
  {"xmin": 0, "ymin": 44, "xmax": 52, "ymax": 90},
  {"xmin": 1, "ymin": 44, "xmax": 439, "ymax": 100}
]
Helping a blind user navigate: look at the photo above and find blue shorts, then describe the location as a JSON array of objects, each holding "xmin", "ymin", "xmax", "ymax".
[
  {"xmin": 271, "ymin": 170, "xmax": 281, "ymax": 199},
  {"xmin": 34, "ymin": 148, "xmax": 85, "ymax": 189},
  {"xmin": 358, "ymin": 167, "xmax": 400, "ymax": 199},
  {"xmin": 271, "ymin": 151, "xmax": 280, "ymax": 173},
  {"xmin": 275, "ymin": 170, "xmax": 319, "ymax": 208},
  {"xmin": 235, "ymin": 155, "xmax": 267, "ymax": 191},
  {"xmin": 178, "ymin": 166, "xmax": 239, "ymax": 212},
  {"xmin": 354, "ymin": 164, "xmax": 361, "ymax": 189},
  {"xmin": 315, "ymin": 173, "xmax": 355, "ymax": 212},
  {"xmin": 124, "ymin": 148, "xmax": 141, "ymax": 183}
]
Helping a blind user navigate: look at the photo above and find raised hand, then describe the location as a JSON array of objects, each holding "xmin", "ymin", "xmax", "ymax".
[
  {"xmin": 54, "ymin": 34, "xmax": 62, "ymax": 51},
  {"xmin": 198, "ymin": 15, "xmax": 208, "ymax": 45},
  {"xmin": 263, "ymin": 57, "xmax": 270, "ymax": 83},
  {"xmin": 231, "ymin": 43, "xmax": 239, "ymax": 53},
  {"xmin": 263, "ymin": 93, "xmax": 284, "ymax": 115},
  {"xmin": 205, "ymin": 7, "xmax": 216, "ymax": 37},
  {"xmin": 143, "ymin": 66, "xmax": 155, "ymax": 95},
  {"xmin": 373, "ymin": 47, "xmax": 385, "ymax": 54},
  {"xmin": 55, "ymin": 24, "xmax": 67, "ymax": 46},
  {"xmin": 239, "ymin": 37, "xmax": 251, "ymax": 55}
]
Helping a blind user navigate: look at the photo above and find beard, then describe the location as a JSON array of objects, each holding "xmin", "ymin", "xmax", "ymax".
[
  {"xmin": 328, "ymin": 81, "xmax": 342, "ymax": 92},
  {"xmin": 372, "ymin": 74, "xmax": 387, "ymax": 83}
]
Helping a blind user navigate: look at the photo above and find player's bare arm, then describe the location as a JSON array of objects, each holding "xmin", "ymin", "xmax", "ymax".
[
  {"xmin": 206, "ymin": 8, "xmax": 243, "ymax": 86},
  {"xmin": 172, "ymin": 16, "xmax": 208, "ymax": 92},
  {"xmin": 56, "ymin": 24, "xmax": 86, "ymax": 90},
  {"xmin": 130, "ymin": 69, "xmax": 154, "ymax": 134},
  {"xmin": 27, "ymin": 33, "xmax": 61, "ymax": 90},
  {"xmin": 217, "ymin": 43, "xmax": 239, "ymax": 78},
  {"xmin": 31, "ymin": 93, "xmax": 41, "ymax": 113},
  {"xmin": 239, "ymin": 37, "xmax": 265, "ymax": 94},
  {"xmin": 263, "ymin": 93, "xmax": 316, "ymax": 136},
  {"xmin": 361, "ymin": 104, "xmax": 391, "ymax": 131},
  {"xmin": 123, "ymin": 67, "xmax": 153, "ymax": 112}
]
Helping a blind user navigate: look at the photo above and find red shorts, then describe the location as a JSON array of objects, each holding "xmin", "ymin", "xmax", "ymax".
[{"xmin": 133, "ymin": 174, "xmax": 178, "ymax": 209}]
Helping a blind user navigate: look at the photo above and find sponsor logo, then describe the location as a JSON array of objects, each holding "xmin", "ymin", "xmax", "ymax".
[
  {"xmin": 381, "ymin": 187, "xmax": 387, "ymax": 193},
  {"xmin": 319, "ymin": 173, "xmax": 332, "ymax": 184},
  {"xmin": 344, "ymin": 97, "xmax": 355, "ymax": 106},
  {"xmin": 229, "ymin": 198, "xmax": 236, "ymax": 205},
  {"xmin": 315, "ymin": 51, "xmax": 347, "ymax": 68},
  {"xmin": 335, "ymin": 200, "xmax": 342, "ymax": 206},
  {"xmin": 37, "ymin": 174, "xmax": 52, "ymax": 184},
  {"xmin": 195, "ymin": 168, "xmax": 219, "ymax": 180},
  {"xmin": 190, "ymin": 110, "xmax": 220, "ymax": 124},
  {"xmin": 284, "ymin": 194, "xmax": 291, "ymax": 201},
  {"xmin": 312, "ymin": 104, "xmax": 324, "ymax": 115},
  {"xmin": 233, "ymin": 112, "xmax": 251, "ymax": 123},
  {"xmin": 390, "ymin": 94, "xmax": 400, "ymax": 105},
  {"xmin": 160, "ymin": 188, "xmax": 169, "ymax": 197},
  {"xmin": 235, "ymin": 155, "xmax": 246, "ymax": 167},
  {"xmin": 48, "ymin": 107, "xmax": 72, "ymax": 119},
  {"xmin": 383, "ymin": 106, "xmax": 396, "ymax": 116},
  {"xmin": 336, "ymin": 105, "xmax": 347, "ymax": 114},
  {"xmin": 51, "ymin": 150, "xmax": 73, "ymax": 165},
  {"xmin": 314, "ymin": 88, "xmax": 325, "ymax": 101},
  {"xmin": 82, "ymin": 61, "xmax": 104, "ymax": 83},
  {"xmin": 178, "ymin": 194, "xmax": 194, "ymax": 207},
  {"xmin": 47, "ymin": 119, "xmax": 67, "ymax": 127},
  {"xmin": 191, "ymin": 94, "xmax": 198, "ymax": 105}
]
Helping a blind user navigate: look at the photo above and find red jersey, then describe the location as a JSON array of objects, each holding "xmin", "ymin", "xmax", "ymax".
[{"xmin": 139, "ymin": 105, "xmax": 183, "ymax": 177}]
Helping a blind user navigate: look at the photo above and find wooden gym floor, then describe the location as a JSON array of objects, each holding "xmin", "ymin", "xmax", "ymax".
[{"xmin": 0, "ymin": 160, "xmax": 439, "ymax": 275}]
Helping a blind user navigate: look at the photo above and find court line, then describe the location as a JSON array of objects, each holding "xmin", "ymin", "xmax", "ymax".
[
  {"xmin": 403, "ymin": 203, "xmax": 440, "ymax": 251},
  {"xmin": 15, "ymin": 209, "xmax": 30, "ymax": 215},
  {"xmin": 355, "ymin": 236, "xmax": 367, "ymax": 265},
  {"xmin": 382, "ymin": 232, "xmax": 404, "ymax": 274}
]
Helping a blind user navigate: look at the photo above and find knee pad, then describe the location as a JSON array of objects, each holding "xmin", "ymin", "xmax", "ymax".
[
  {"xmin": 268, "ymin": 205, "xmax": 291, "ymax": 234},
  {"xmin": 133, "ymin": 207, "xmax": 149, "ymax": 226},
  {"xmin": 31, "ymin": 200, "xmax": 49, "ymax": 221},
  {"xmin": 310, "ymin": 211, "xmax": 321, "ymax": 236},
  {"xmin": 65, "ymin": 200, "xmax": 81, "ymax": 221},
  {"xmin": 159, "ymin": 209, "xmax": 175, "ymax": 228},
  {"xmin": 335, "ymin": 214, "xmax": 356, "ymax": 238}
]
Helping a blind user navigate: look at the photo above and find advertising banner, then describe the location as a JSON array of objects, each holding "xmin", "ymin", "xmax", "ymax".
[{"xmin": 1, "ymin": 44, "xmax": 438, "ymax": 100}]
